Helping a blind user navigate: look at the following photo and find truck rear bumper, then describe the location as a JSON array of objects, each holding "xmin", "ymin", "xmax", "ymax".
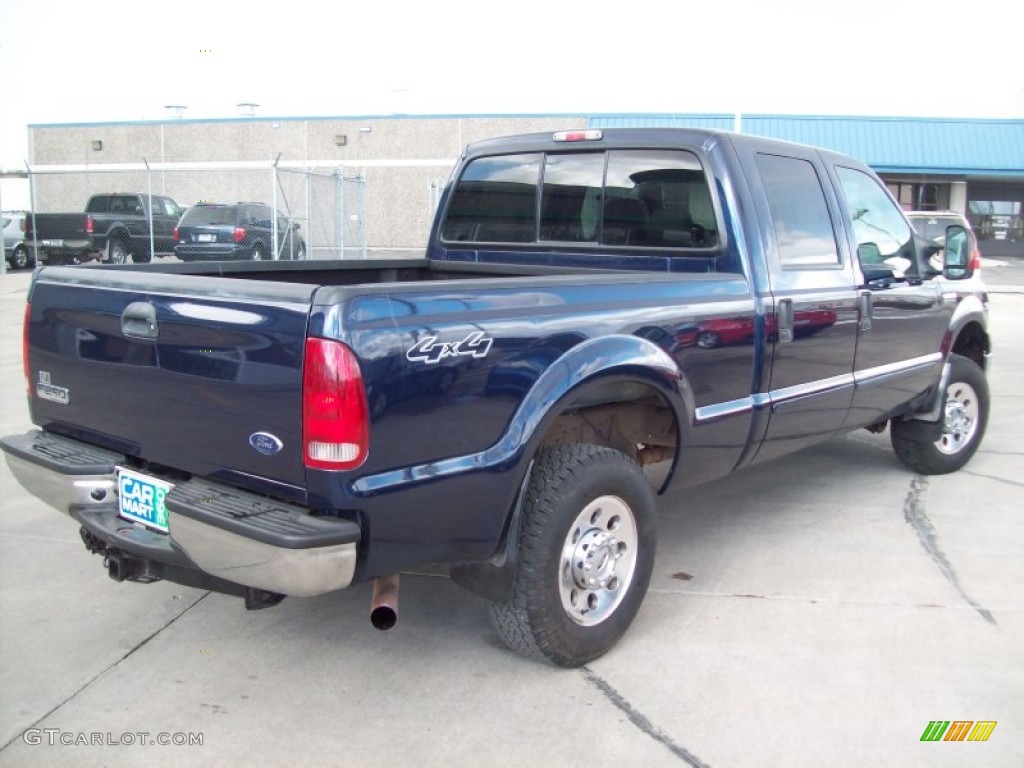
[{"xmin": 1, "ymin": 430, "xmax": 360, "ymax": 597}]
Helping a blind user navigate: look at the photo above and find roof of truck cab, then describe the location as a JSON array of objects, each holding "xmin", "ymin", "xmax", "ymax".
[{"xmin": 462, "ymin": 127, "xmax": 874, "ymax": 172}]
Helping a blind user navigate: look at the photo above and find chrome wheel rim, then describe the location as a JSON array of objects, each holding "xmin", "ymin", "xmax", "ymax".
[
  {"xmin": 559, "ymin": 495, "xmax": 638, "ymax": 626},
  {"xmin": 938, "ymin": 380, "xmax": 980, "ymax": 455}
]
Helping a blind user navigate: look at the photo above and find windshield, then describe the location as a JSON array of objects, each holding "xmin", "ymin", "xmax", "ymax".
[
  {"xmin": 908, "ymin": 215, "xmax": 962, "ymax": 242},
  {"xmin": 180, "ymin": 206, "xmax": 236, "ymax": 227}
]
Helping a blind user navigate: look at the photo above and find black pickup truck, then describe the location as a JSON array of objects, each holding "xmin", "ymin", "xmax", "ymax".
[
  {"xmin": 2, "ymin": 128, "xmax": 989, "ymax": 666},
  {"xmin": 24, "ymin": 193, "xmax": 183, "ymax": 265}
]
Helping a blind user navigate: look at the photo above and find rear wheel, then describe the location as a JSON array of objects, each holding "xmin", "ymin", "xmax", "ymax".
[
  {"xmin": 10, "ymin": 245, "xmax": 31, "ymax": 270},
  {"xmin": 489, "ymin": 444, "xmax": 657, "ymax": 667},
  {"xmin": 250, "ymin": 243, "xmax": 266, "ymax": 261},
  {"xmin": 108, "ymin": 240, "xmax": 129, "ymax": 264},
  {"xmin": 892, "ymin": 354, "xmax": 988, "ymax": 474}
]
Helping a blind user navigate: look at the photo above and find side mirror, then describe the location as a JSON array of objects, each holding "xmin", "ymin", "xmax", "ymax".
[
  {"xmin": 858, "ymin": 242, "xmax": 895, "ymax": 287},
  {"xmin": 943, "ymin": 225, "xmax": 972, "ymax": 280}
]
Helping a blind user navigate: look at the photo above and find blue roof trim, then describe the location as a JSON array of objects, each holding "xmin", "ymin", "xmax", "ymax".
[
  {"xmin": 588, "ymin": 114, "xmax": 736, "ymax": 130},
  {"xmin": 588, "ymin": 114, "xmax": 1024, "ymax": 176}
]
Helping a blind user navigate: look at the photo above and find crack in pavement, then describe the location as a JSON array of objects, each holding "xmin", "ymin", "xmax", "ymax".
[
  {"xmin": 961, "ymin": 469, "xmax": 1024, "ymax": 488},
  {"xmin": 0, "ymin": 591, "xmax": 211, "ymax": 752},
  {"xmin": 903, "ymin": 476, "xmax": 996, "ymax": 626},
  {"xmin": 583, "ymin": 668, "xmax": 711, "ymax": 767}
]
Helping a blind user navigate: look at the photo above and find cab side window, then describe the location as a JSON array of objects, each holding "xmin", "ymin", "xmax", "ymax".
[
  {"xmin": 835, "ymin": 166, "xmax": 918, "ymax": 277},
  {"xmin": 755, "ymin": 153, "xmax": 839, "ymax": 267}
]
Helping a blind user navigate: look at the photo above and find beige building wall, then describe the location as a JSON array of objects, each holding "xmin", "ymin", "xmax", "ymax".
[{"xmin": 28, "ymin": 115, "xmax": 586, "ymax": 250}]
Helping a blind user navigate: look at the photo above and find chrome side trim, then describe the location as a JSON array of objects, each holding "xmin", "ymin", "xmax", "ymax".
[
  {"xmin": 693, "ymin": 353, "xmax": 945, "ymax": 425},
  {"xmin": 853, "ymin": 353, "xmax": 943, "ymax": 387},
  {"xmin": 694, "ymin": 393, "xmax": 772, "ymax": 424},
  {"xmin": 770, "ymin": 374, "xmax": 855, "ymax": 406},
  {"xmin": 694, "ymin": 397, "xmax": 754, "ymax": 423}
]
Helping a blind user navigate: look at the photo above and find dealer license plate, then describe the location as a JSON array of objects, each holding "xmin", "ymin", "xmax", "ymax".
[
  {"xmin": 196, "ymin": 234, "xmax": 216, "ymax": 242},
  {"xmin": 117, "ymin": 468, "xmax": 173, "ymax": 533}
]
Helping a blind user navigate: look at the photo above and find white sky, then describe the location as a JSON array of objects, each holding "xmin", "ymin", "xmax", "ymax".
[{"xmin": 1, "ymin": 0, "xmax": 1022, "ymax": 172}]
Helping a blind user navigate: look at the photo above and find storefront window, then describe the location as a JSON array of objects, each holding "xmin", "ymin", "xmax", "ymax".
[
  {"xmin": 884, "ymin": 181, "xmax": 950, "ymax": 211},
  {"xmin": 968, "ymin": 200, "xmax": 1022, "ymax": 242}
]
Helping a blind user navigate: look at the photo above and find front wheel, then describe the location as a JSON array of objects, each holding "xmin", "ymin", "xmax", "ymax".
[
  {"xmin": 891, "ymin": 354, "xmax": 989, "ymax": 474},
  {"xmin": 489, "ymin": 444, "xmax": 657, "ymax": 667}
]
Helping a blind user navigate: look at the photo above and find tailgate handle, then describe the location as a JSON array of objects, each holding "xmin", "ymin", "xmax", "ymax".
[{"xmin": 121, "ymin": 302, "xmax": 159, "ymax": 340}]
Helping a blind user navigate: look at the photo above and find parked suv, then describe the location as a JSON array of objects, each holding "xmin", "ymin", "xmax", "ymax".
[
  {"xmin": 907, "ymin": 211, "xmax": 981, "ymax": 270},
  {"xmin": 3, "ymin": 211, "xmax": 35, "ymax": 270},
  {"xmin": 173, "ymin": 202, "xmax": 305, "ymax": 262}
]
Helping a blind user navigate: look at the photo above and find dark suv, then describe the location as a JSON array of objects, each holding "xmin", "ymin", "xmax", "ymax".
[{"xmin": 173, "ymin": 202, "xmax": 305, "ymax": 262}]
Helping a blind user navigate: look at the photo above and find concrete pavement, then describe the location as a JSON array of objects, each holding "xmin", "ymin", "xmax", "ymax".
[{"xmin": 0, "ymin": 268, "xmax": 1021, "ymax": 767}]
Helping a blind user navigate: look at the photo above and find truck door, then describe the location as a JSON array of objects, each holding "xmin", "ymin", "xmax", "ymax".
[
  {"xmin": 829, "ymin": 166, "xmax": 952, "ymax": 427},
  {"xmin": 744, "ymin": 148, "xmax": 861, "ymax": 464}
]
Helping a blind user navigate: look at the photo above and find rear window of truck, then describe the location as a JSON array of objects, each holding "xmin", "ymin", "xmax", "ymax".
[{"xmin": 442, "ymin": 149, "xmax": 719, "ymax": 252}]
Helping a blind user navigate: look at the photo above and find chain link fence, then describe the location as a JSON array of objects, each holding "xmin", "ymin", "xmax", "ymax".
[{"xmin": 25, "ymin": 162, "xmax": 366, "ymax": 263}]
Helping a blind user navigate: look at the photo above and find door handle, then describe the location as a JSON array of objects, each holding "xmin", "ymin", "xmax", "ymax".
[
  {"xmin": 858, "ymin": 291, "xmax": 873, "ymax": 332},
  {"xmin": 121, "ymin": 301, "xmax": 159, "ymax": 340},
  {"xmin": 777, "ymin": 299, "xmax": 794, "ymax": 343}
]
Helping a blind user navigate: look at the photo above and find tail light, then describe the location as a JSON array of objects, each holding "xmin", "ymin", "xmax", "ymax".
[
  {"xmin": 86, "ymin": 215, "xmax": 94, "ymax": 234},
  {"xmin": 233, "ymin": 227, "xmax": 246, "ymax": 243},
  {"xmin": 23, "ymin": 303, "xmax": 31, "ymax": 397},
  {"xmin": 969, "ymin": 246, "xmax": 982, "ymax": 273},
  {"xmin": 302, "ymin": 338, "xmax": 369, "ymax": 470},
  {"xmin": 173, "ymin": 227, "xmax": 180, "ymax": 242}
]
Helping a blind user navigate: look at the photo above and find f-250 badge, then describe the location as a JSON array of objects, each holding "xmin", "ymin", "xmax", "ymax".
[
  {"xmin": 406, "ymin": 331, "xmax": 492, "ymax": 365},
  {"xmin": 36, "ymin": 371, "xmax": 70, "ymax": 405}
]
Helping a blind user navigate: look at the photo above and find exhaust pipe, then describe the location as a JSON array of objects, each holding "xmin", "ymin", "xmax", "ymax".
[{"xmin": 370, "ymin": 574, "xmax": 399, "ymax": 630}]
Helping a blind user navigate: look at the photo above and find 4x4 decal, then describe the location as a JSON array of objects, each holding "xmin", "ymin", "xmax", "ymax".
[{"xmin": 406, "ymin": 331, "xmax": 493, "ymax": 365}]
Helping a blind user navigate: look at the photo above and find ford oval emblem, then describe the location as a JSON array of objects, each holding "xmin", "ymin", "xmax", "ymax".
[{"xmin": 249, "ymin": 432, "xmax": 283, "ymax": 456}]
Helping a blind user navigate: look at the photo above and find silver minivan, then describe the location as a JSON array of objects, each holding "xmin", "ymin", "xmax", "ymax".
[{"xmin": 3, "ymin": 211, "xmax": 35, "ymax": 270}]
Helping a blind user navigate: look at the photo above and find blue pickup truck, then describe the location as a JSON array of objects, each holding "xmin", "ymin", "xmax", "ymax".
[{"xmin": 2, "ymin": 128, "xmax": 990, "ymax": 666}]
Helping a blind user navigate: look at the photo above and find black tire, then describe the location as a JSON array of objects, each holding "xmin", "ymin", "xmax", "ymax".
[
  {"xmin": 132, "ymin": 249, "xmax": 152, "ymax": 264},
  {"xmin": 250, "ymin": 243, "xmax": 266, "ymax": 261},
  {"xmin": 10, "ymin": 245, "xmax": 31, "ymax": 270},
  {"xmin": 108, "ymin": 240, "xmax": 130, "ymax": 265},
  {"xmin": 696, "ymin": 331, "xmax": 720, "ymax": 349},
  {"xmin": 891, "ymin": 354, "xmax": 989, "ymax": 475},
  {"xmin": 489, "ymin": 444, "xmax": 657, "ymax": 667}
]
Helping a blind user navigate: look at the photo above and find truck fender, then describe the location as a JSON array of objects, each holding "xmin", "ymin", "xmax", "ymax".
[
  {"xmin": 488, "ymin": 334, "xmax": 688, "ymax": 463},
  {"xmin": 451, "ymin": 335, "xmax": 687, "ymax": 602},
  {"xmin": 943, "ymin": 293, "xmax": 990, "ymax": 365},
  {"xmin": 912, "ymin": 293, "xmax": 990, "ymax": 423}
]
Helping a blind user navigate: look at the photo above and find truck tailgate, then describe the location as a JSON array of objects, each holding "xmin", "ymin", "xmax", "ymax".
[{"xmin": 26, "ymin": 268, "xmax": 316, "ymax": 494}]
